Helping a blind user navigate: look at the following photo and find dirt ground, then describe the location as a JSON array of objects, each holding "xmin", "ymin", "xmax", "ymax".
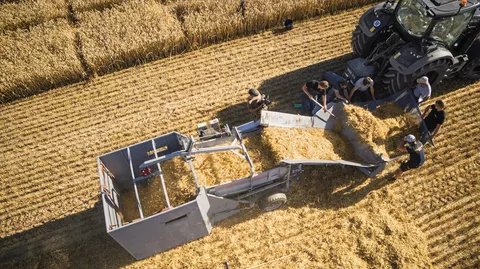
[{"xmin": 0, "ymin": 6, "xmax": 479, "ymax": 269}]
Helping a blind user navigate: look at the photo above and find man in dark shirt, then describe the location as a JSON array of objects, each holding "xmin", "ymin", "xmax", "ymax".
[
  {"xmin": 391, "ymin": 135, "xmax": 425, "ymax": 181},
  {"xmin": 300, "ymin": 80, "xmax": 329, "ymax": 116},
  {"xmin": 323, "ymin": 72, "xmax": 349, "ymax": 104},
  {"xmin": 421, "ymin": 100, "xmax": 446, "ymax": 141},
  {"xmin": 247, "ymin": 88, "xmax": 267, "ymax": 119}
]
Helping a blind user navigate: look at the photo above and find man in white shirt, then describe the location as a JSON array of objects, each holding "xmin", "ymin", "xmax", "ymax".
[
  {"xmin": 413, "ymin": 76, "xmax": 431, "ymax": 103},
  {"xmin": 349, "ymin": 77, "xmax": 376, "ymax": 102}
]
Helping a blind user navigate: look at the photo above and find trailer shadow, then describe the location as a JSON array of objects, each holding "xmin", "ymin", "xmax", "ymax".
[{"xmin": 0, "ymin": 204, "xmax": 135, "ymax": 269}]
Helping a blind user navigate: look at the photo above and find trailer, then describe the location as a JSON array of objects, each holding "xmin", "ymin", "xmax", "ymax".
[{"xmin": 97, "ymin": 89, "xmax": 430, "ymax": 260}]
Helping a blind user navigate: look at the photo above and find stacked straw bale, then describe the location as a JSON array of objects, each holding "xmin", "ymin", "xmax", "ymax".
[
  {"xmin": 0, "ymin": 19, "xmax": 84, "ymax": 103},
  {"xmin": 0, "ymin": 0, "xmax": 68, "ymax": 32},
  {"xmin": 78, "ymin": 0, "xmax": 186, "ymax": 75}
]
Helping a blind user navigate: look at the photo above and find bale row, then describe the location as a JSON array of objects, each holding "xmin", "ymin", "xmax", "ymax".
[
  {"xmin": 0, "ymin": 19, "xmax": 85, "ymax": 103},
  {"xmin": 77, "ymin": 0, "xmax": 186, "ymax": 75},
  {"xmin": 0, "ymin": 0, "xmax": 379, "ymax": 103}
]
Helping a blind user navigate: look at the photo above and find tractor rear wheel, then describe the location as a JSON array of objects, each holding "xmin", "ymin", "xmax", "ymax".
[
  {"xmin": 259, "ymin": 193, "xmax": 287, "ymax": 212},
  {"xmin": 382, "ymin": 58, "xmax": 451, "ymax": 95},
  {"xmin": 460, "ymin": 57, "xmax": 480, "ymax": 80}
]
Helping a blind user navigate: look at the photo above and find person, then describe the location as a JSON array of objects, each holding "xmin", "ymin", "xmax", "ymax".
[
  {"xmin": 349, "ymin": 76, "xmax": 376, "ymax": 102},
  {"xmin": 421, "ymin": 100, "xmax": 446, "ymax": 141},
  {"xmin": 300, "ymin": 80, "xmax": 329, "ymax": 116},
  {"xmin": 322, "ymin": 72, "xmax": 349, "ymax": 104},
  {"xmin": 413, "ymin": 76, "xmax": 431, "ymax": 103},
  {"xmin": 247, "ymin": 88, "xmax": 267, "ymax": 119},
  {"xmin": 391, "ymin": 135, "xmax": 425, "ymax": 181}
]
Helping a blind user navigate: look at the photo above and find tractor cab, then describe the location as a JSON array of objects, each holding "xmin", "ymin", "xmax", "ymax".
[
  {"xmin": 395, "ymin": 0, "xmax": 480, "ymax": 48},
  {"xmin": 349, "ymin": 0, "xmax": 480, "ymax": 96}
]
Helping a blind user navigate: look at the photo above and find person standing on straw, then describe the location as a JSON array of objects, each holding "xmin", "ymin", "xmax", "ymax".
[
  {"xmin": 300, "ymin": 80, "xmax": 329, "ymax": 116},
  {"xmin": 391, "ymin": 135, "xmax": 425, "ymax": 181},
  {"xmin": 421, "ymin": 100, "xmax": 446, "ymax": 142}
]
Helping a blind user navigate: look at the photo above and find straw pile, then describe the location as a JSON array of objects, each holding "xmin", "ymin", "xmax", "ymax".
[
  {"xmin": 77, "ymin": 0, "xmax": 186, "ymax": 74},
  {"xmin": 342, "ymin": 103, "xmax": 418, "ymax": 157},
  {"xmin": 0, "ymin": 19, "xmax": 85, "ymax": 103},
  {"xmin": 262, "ymin": 126, "xmax": 355, "ymax": 162},
  {"xmin": 0, "ymin": 0, "xmax": 68, "ymax": 32}
]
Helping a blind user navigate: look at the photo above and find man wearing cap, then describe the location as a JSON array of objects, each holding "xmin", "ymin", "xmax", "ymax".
[
  {"xmin": 323, "ymin": 72, "xmax": 349, "ymax": 104},
  {"xmin": 247, "ymin": 88, "xmax": 267, "ymax": 119},
  {"xmin": 300, "ymin": 80, "xmax": 329, "ymax": 116},
  {"xmin": 349, "ymin": 76, "xmax": 376, "ymax": 102},
  {"xmin": 413, "ymin": 76, "xmax": 432, "ymax": 103},
  {"xmin": 421, "ymin": 100, "xmax": 446, "ymax": 141},
  {"xmin": 391, "ymin": 135, "xmax": 425, "ymax": 181}
]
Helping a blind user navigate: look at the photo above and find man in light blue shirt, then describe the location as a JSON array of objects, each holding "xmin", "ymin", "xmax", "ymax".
[{"xmin": 413, "ymin": 76, "xmax": 431, "ymax": 103}]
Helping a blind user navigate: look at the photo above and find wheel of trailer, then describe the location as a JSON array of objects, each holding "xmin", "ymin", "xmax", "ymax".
[
  {"xmin": 259, "ymin": 193, "xmax": 287, "ymax": 212},
  {"xmin": 382, "ymin": 58, "xmax": 451, "ymax": 94},
  {"xmin": 460, "ymin": 57, "xmax": 480, "ymax": 80}
]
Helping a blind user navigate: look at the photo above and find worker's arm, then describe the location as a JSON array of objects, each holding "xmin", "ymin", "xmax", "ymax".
[
  {"xmin": 396, "ymin": 144, "xmax": 407, "ymax": 153},
  {"xmin": 334, "ymin": 89, "xmax": 348, "ymax": 102},
  {"xmin": 343, "ymin": 88, "xmax": 349, "ymax": 102},
  {"xmin": 322, "ymin": 94, "xmax": 327, "ymax": 111},
  {"xmin": 348, "ymin": 87, "xmax": 358, "ymax": 101},
  {"xmin": 429, "ymin": 124, "xmax": 442, "ymax": 139},
  {"xmin": 370, "ymin": 85, "xmax": 376, "ymax": 101},
  {"xmin": 422, "ymin": 105, "xmax": 431, "ymax": 118},
  {"xmin": 302, "ymin": 85, "xmax": 313, "ymax": 100}
]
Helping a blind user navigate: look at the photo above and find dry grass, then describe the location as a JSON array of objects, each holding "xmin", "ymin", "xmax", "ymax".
[
  {"xmin": 342, "ymin": 103, "xmax": 418, "ymax": 158},
  {"xmin": 70, "ymin": 0, "xmax": 125, "ymax": 12},
  {"xmin": 77, "ymin": 0, "xmax": 186, "ymax": 74},
  {"xmin": 0, "ymin": 0, "xmax": 68, "ymax": 32},
  {"xmin": 0, "ymin": 19, "xmax": 85, "ymax": 103},
  {"xmin": 1, "ymin": 9, "xmax": 479, "ymax": 268}
]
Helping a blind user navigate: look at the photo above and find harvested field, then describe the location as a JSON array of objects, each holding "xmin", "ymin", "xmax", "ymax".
[
  {"xmin": 1, "ymin": 7, "xmax": 479, "ymax": 269},
  {"xmin": 342, "ymin": 103, "xmax": 418, "ymax": 158},
  {"xmin": 0, "ymin": 0, "xmax": 68, "ymax": 32},
  {"xmin": 77, "ymin": 0, "xmax": 186, "ymax": 75},
  {"xmin": 0, "ymin": 19, "xmax": 85, "ymax": 103}
]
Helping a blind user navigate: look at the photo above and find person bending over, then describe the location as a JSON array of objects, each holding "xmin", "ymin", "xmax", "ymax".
[
  {"xmin": 300, "ymin": 80, "xmax": 329, "ymax": 116},
  {"xmin": 391, "ymin": 135, "xmax": 425, "ymax": 181},
  {"xmin": 323, "ymin": 72, "xmax": 349, "ymax": 104},
  {"xmin": 413, "ymin": 76, "xmax": 431, "ymax": 103},
  {"xmin": 349, "ymin": 77, "xmax": 375, "ymax": 102},
  {"xmin": 247, "ymin": 88, "xmax": 267, "ymax": 119}
]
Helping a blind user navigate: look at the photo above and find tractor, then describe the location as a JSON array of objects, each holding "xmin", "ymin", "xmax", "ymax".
[{"xmin": 345, "ymin": 0, "xmax": 480, "ymax": 95}]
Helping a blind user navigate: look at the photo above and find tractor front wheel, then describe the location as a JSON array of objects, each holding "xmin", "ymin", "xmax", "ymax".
[
  {"xmin": 352, "ymin": 25, "xmax": 377, "ymax": 58},
  {"xmin": 259, "ymin": 193, "xmax": 287, "ymax": 212},
  {"xmin": 382, "ymin": 58, "xmax": 451, "ymax": 95}
]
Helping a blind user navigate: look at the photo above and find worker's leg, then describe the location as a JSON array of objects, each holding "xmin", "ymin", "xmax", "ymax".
[{"xmin": 300, "ymin": 93, "xmax": 312, "ymax": 116}]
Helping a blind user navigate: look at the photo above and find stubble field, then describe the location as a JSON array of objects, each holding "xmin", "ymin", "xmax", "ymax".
[{"xmin": 0, "ymin": 6, "xmax": 479, "ymax": 269}]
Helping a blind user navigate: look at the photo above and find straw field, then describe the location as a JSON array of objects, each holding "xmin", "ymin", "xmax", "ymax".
[
  {"xmin": 0, "ymin": 0, "xmax": 68, "ymax": 32},
  {"xmin": 0, "ymin": 19, "xmax": 85, "ymax": 103},
  {"xmin": 0, "ymin": 0, "xmax": 379, "ymax": 102},
  {"xmin": 1, "ymin": 7, "xmax": 479, "ymax": 269}
]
